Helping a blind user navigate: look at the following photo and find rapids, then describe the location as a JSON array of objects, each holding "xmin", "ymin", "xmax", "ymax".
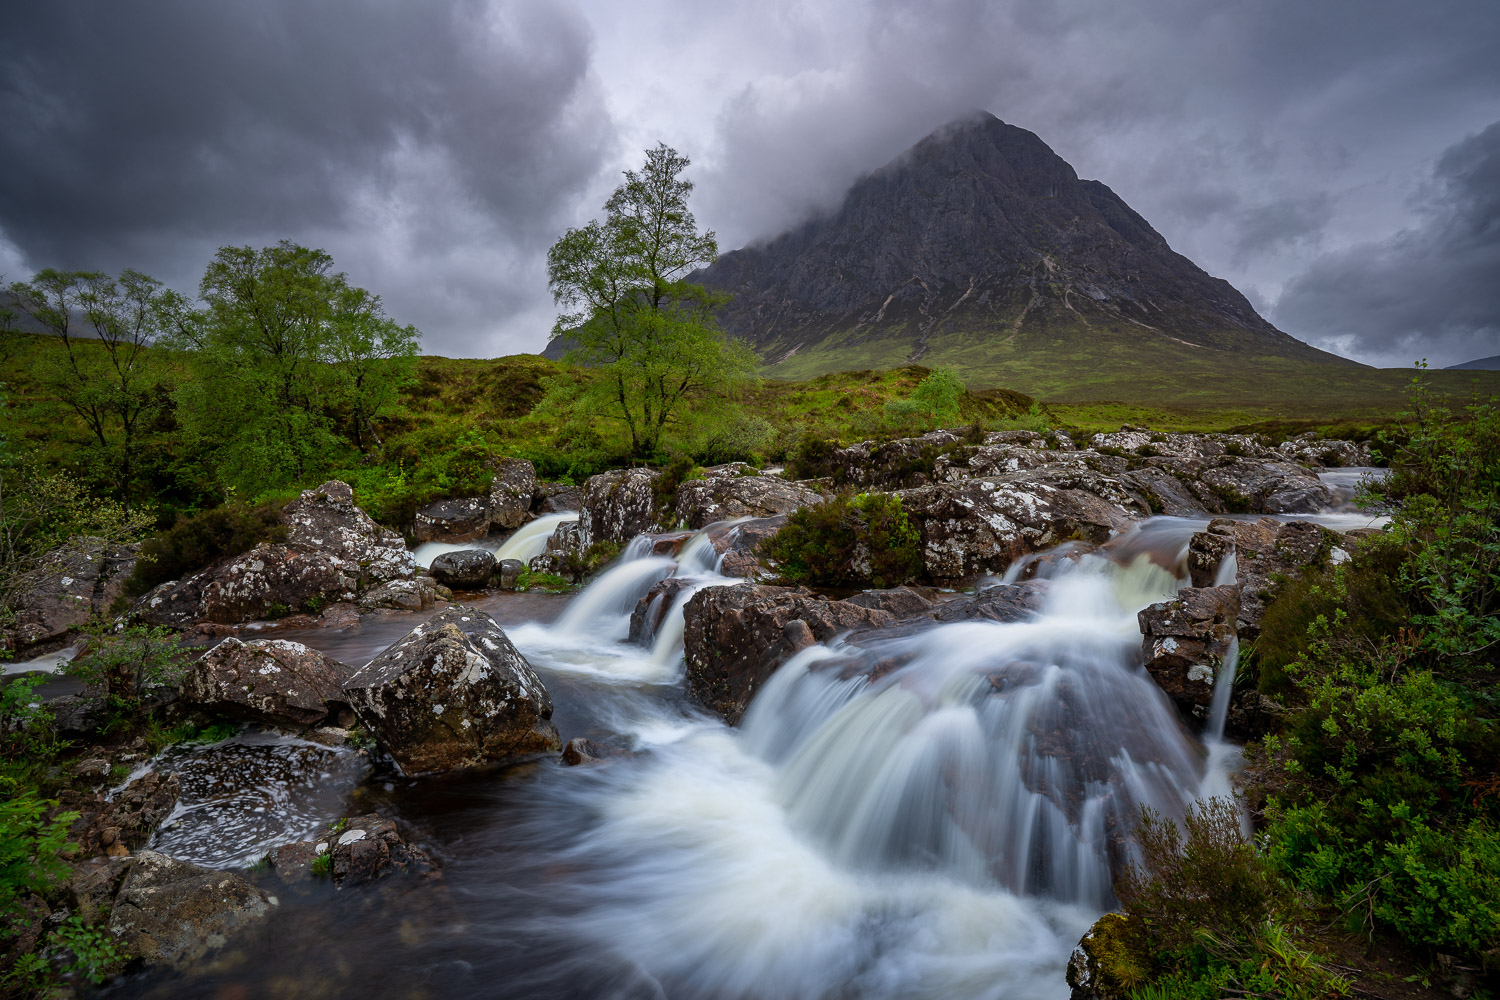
[{"xmin": 115, "ymin": 515, "xmax": 1265, "ymax": 999}]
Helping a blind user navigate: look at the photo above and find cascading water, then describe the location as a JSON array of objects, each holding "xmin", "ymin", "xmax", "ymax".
[{"xmin": 410, "ymin": 511, "xmax": 579, "ymax": 569}]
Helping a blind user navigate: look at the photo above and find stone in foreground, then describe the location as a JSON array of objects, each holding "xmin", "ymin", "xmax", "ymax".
[
  {"xmin": 181, "ymin": 638, "xmax": 353, "ymax": 728},
  {"xmin": 342, "ymin": 606, "xmax": 560, "ymax": 773},
  {"xmin": 428, "ymin": 549, "xmax": 496, "ymax": 589},
  {"xmin": 107, "ymin": 851, "xmax": 273, "ymax": 969}
]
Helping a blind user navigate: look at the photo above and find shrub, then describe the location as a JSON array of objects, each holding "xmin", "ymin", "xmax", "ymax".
[
  {"xmin": 786, "ymin": 432, "xmax": 839, "ymax": 481},
  {"xmin": 124, "ymin": 499, "xmax": 286, "ymax": 597},
  {"xmin": 763, "ymin": 492, "xmax": 923, "ymax": 589},
  {"xmin": 65, "ymin": 623, "xmax": 189, "ymax": 725},
  {"xmin": 651, "ymin": 453, "xmax": 701, "ymax": 518}
]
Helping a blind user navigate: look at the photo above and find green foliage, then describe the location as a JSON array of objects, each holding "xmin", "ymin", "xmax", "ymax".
[
  {"xmin": 50, "ymin": 915, "xmax": 125, "ymax": 985},
  {"xmin": 124, "ymin": 499, "xmax": 287, "ymax": 596},
  {"xmin": 651, "ymin": 453, "xmax": 702, "ymax": 518},
  {"xmin": 514, "ymin": 567, "xmax": 573, "ymax": 593},
  {"xmin": 1108, "ymin": 798, "xmax": 1347, "ymax": 1000},
  {"xmin": 884, "ymin": 366, "xmax": 965, "ymax": 429},
  {"xmin": 546, "ymin": 143, "xmax": 757, "ymax": 457},
  {"xmin": 163, "ymin": 720, "xmax": 240, "ymax": 746},
  {"xmin": 310, "ymin": 851, "xmax": 332, "ymax": 877},
  {"xmin": 0, "ymin": 791, "xmax": 76, "ymax": 947},
  {"xmin": 169, "ymin": 240, "xmax": 420, "ymax": 496},
  {"xmin": 65, "ymin": 623, "xmax": 188, "ymax": 724},
  {"xmin": 763, "ymin": 492, "xmax": 924, "ymax": 588}
]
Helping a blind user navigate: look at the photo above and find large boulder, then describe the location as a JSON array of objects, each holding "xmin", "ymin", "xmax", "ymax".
[
  {"xmin": 107, "ymin": 851, "xmax": 274, "ymax": 969},
  {"xmin": 342, "ymin": 606, "xmax": 560, "ymax": 773},
  {"xmin": 181, "ymin": 638, "xmax": 353, "ymax": 728},
  {"xmin": 1137, "ymin": 586, "xmax": 1240, "ymax": 715},
  {"xmin": 682, "ymin": 584, "xmax": 894, "ymax": 724},
  {"xmin": 2, "ymin": 537, "xmax": 138, "ymax": 656},
  {"xmin": 357, "ymin": 576, "xmax": 438, "ymax": 612},
  {"xmin": 135, "ymin": 481, "xmax": 414, "ymax": 627},
  {"xmin": 1187, "ymin": 518, "xmax": 1341, "ymax": 639},
  {"xmin": 628, "ymin": 576, "xmax": 698, "ymax": 646},
  {"xmin": 534, "ymin": 481, "xmax": 582, "ymax": 514},
  {"xmin": 896, "ymin": 470, "xmax": 1137, "ymax": 583},
  {"xmin": 672, "ymin": 472, "xmax": 822, "ymax": 529},
  {"xmin": 488, "ymin": 457, "xmax": 538, "ymax": 530},
  {"xmin": 412, "ymin": 496, "xmax": 492, "ymax": 544},
  {"xmin": 1065, "ymin": 912, "xmax": 1138, "ymax": 1000},
  {"xmin": 841, "ymin": 586, "xmax": 934, "ymax": 619},
  {"xmin": 428, "ymin": 549, "xmax": 496, "ymax": 589},
  {"xmin": 1192, "ymin": 459, "xmax": 1334, "ymax": 514},
  {"xmin": 579, "ymin": 467, "xmax": 668, "ymax": 546}
]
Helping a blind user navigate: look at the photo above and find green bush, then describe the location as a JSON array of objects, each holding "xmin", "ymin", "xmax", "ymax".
[
  {"xmin": 124, "ymin": 499, "xmax": 286, "ymax": 597},
  {"xmin": 762, "ymin": 492, "xmax": 923, "ymax": 589},
  {"xmin": 786, "ymin": 432, "xmax": 839, "ymax": 481},
  {"xmin": 65, "ymin": 623, "xmax": 189, "ymax": 726}
]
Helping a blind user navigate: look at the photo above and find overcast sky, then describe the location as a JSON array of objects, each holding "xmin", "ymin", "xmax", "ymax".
[{"xmin": 3, "ymin": 0, "xmax": 1497, "ymax": 368}]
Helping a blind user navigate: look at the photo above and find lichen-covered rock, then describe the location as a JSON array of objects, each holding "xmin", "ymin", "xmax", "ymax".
[
  {"xmin": 1188, "ymin": 517, "xmax": 1341, "ymax": 638},
  {"xmin": 682, "ymin": 584, "xmax": 894, "ymax": 724},
  {"xmin": 496, "ymin": 558, "xmax": 524, "ymax": 591},
  {"xmin": 841, "ymin": 586, "xmax": 934, "ymax": 618},
  {"xmin": 135, "ymin": 481, "xmax": 414, "ymax": 627},
  {"xmin": 673, "ymin": 473, "xmax": 822, "ymax": 529},
  {"xmin": 704, "ymin": 515, "xmax": 784, "ymax": 578},
  {"xmin": 428, "ymin": 549, "xmax": 496, "ymax": 590},
  {"xmin": 1119, "ymin": 466, "xmax": 1210, "ymax": 516},
  {"xmin": 1, "ymin": 536, "xmax": 139, "ymax": 656},
  {"xmin": 581, "ymin": 468, "xmax": 668, "ymax": 545},
  {"xmin": 1137, "ymin": 586, "xmax": 1240, "ymax": 713},
  {"xmin": 488, "ymin": 457, "xmax": 538, "ymax": 530},
  {"xmin": 357, "ymin": 576, "xmax": 437, "ymax": 612},
  {"xmin": 412, "ymin": 496, "xmax": 492, "ymax": 544},
  {"xmin": 1277, "ymin": 433, "xmax": 1372, "ymax": 468},
  {"xmin": 181, "ymin": 638, "xmax": 353, "ymax": 728},
  {"xmin": 1193, "ymin": 459, "xmax": 1333, "ymax": 514},
  {"xmin": 1066, "ymin": 912, "xmax": 1141, "ymax": 1000},
  {"xmin": 896, "ymin": 470, "xmax": 1137, "ymax": 583},
  {"xmin": 535, "ymin": 481, "xmax": 582, "ymax": 514},
  {"xmin": 107, "ymin": 851, "xmax": 273, "ymax": 969},
  {"xmin": 342, "ymin": 606, "xmax": 560, "ymax": 773},
  {"xmin": 269, "ymin": 814, "xmax": 434, "ymax": 888}
]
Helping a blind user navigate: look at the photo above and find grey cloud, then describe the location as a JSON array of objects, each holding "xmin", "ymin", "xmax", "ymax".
[
  {"xmin": 0, "ymin": 1, "xmax": 615, "ymax": 355},
  {"xmin": 1273, "ymin": 121, "xmax": 1500, "ymax": 368}
]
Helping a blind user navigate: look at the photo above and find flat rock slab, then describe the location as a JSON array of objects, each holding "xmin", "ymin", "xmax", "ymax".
[
  {"xmin": 182, "ymin": 637, "xmax": 353, "ymax": 728},
  {"xmin": 108, "ymin": 851, "xmax": 274, "ymax": 969}
]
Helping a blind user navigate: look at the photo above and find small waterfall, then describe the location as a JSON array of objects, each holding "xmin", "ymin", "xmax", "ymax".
[
  {"xmin": 1213, "ymin": 550, "xmax": 1239, "ymax": 587},
  {"xmin": 1204, "ymin": 636, "xmax": 1238, "ymax": 741},
  {"xmin": 555, "ymin": 555, "xmax": 676, "ymax": 638},
  {"xmin": 496, "ymin": 511, "xmax": 578, "ymax": 563}
]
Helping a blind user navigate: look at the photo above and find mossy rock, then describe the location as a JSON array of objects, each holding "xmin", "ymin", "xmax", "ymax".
[{"xmin": 1065, "ymin": 912, "xmax": 1148, "ymax": 1000}]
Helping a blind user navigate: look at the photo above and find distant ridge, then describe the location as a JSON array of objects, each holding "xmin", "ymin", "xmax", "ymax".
[
  {"xmin": 1446, "ymin": 354, "xmax": 1500, "ymax": 371},
  {"xmin": 682, "ymin": 111, "xmax": 1359, "ymax": 392}
]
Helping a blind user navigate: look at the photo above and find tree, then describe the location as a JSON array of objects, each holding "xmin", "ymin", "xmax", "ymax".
[
  {"xmin": 170, "ymin": 241, "xmax": 419, "ymax": 496},
  {"xmin": 546, "ymin": 143, "xmax": 755, "ymax": 457},
  {"xmin": 7, "ymin": 269, "xmax": 172, "ymax": 505}
]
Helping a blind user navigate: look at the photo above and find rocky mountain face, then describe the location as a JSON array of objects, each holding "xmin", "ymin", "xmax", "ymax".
[{"xmin": 692, "ymin": 112, "xmax": 1348, "ymax": 370}]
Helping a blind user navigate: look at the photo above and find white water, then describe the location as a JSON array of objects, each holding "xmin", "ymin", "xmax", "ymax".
[{"xmin": 410, "ymin": 511, "xmax": 578, "ymax": 569}]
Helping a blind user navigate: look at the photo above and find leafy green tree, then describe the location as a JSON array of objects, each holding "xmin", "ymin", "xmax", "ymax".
[
  {"xmin": 546, "ymin": 143, "xmax": 756, "ymax": 457},
  {"xmin": 7, "ymin": 269, "xmax": 172, "ymax": 504},
  {"xmin": 886, "ymin": 366, "xmax": 965, "ymax": 429},
  {"xmin": 169, "ymin": 241, "xmax": 419, "ymax": 496}
]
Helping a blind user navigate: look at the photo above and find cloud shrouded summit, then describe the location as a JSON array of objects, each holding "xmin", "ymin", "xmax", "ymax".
[{"xmin": 2, "ymin": 0, "xmax": 1498, "ymax": 365}]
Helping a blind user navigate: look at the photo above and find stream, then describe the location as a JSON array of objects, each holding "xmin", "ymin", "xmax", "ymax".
[{"xmin": 102, "ymin": 476, "xmax": 1384, "ymax": 1000}]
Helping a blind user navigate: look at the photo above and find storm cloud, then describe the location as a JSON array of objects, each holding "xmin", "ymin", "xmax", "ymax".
[{"xmin": 2, "ymin": 0, "xmax": 1498, "ymax": 364}]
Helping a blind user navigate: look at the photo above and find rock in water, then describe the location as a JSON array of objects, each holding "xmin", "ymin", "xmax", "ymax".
[
  {"xmin": 181, "ymin": 638, "xmax": 353, "ymax": 728},
  {"xmin": 107, "ymin": 851, "xmax": 273, "ymax": 969},
  {"xmin": 342, "ymin": 606, "xmax": 560, "ymax": 773},
  {"xmin": 488, "ymin": 457, "xmax": 539, "ymax": 530},
  {"xmin": 428, "ymin": 549, "xmax": 496, "ymax": 589},
  {"xmin": 1137, "ymin": 586, "xmax": 1240, "ymax": 714},
  {"xmin": 413, "ymin": 496, "xmax": 493, "ymax": 544}
]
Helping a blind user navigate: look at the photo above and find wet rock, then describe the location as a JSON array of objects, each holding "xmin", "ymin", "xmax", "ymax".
[
  {"xmin": 342, "ymin": 606, "xmax": 561, "ymax": 773},
  {"xmin": 357, "ymin": 576, "xmax": 437, "ymax": 612},
  {"xmin": 704, "ymin": 515, "xmax": 783, "ymax": 579},
  {"xmin": 266, "ymin": 841, "xmax": 320, "ymax": 885},
  {"xmin": 107, "ymin": 851, "xmax": 273, "ymax": 969},
  {"xmin": 842, "ymin": 586, "xmax": 934, "ymax": 618},
  {"xmin": 672, "ymin": 474, "xmax": 822, "ymax": 529},
  {"xmin": 428, "ymin": 549, "xmax": 496, "ymax": 590},
  {"xmin": 136, "ymin": 481, "xmax": 413, "ymax": 627},
  {"xmin": 1, "ymin": 536, "xmax": 138, "ymax": 656},
  {"xmin": 927, "ymin": 583, "xmax": 1047, "ymax": 624},
  {"xmin": 488, "ymin": 457, "xmax": 538, "ymax": 530},
  {"xmin": 1066, "ymin": 911, "xmax": 1137, "ymax": 1000},
  {"xmin": 1193, "ymin": 458, "xmax": 1333, "ymax": 514},
  {"xmin": 269, "ymin": 814, "xmax": 434, "ymax": 888},
  {"xmin": 580, "ymin": 468, "xmax": 668, "ymax": 546},
  {"xmin": 628, "ymin": 577, "xmax": 698, "ymax": 646},
  {"xmin": 60, "ymin": 771, "xmax": 181, "ymax": 860},
  {"xmin": 67, "ymin": 856, "xmax": 133, "ymax": 924},
  {"xmin": 682, "ymin": 584, "xmax": 894, "ymax": 724},
  {"xmin": 1119, "ymin": 466, "xmax": 1210, "ymax": 516},
  {"xmin": 1225, "ymin": 687, "xmax": 1286, "ymax": 741},
  {"xmin": 1277, "ymin": 433, "xmax": 1372, "ymax": 468},
  {"xmin": 1137, "ymin": 586, "xmax": 1240, "ymax": 713},
  {"xmin": 412, "ymin": 496, "xmax": 492, "ymax": 544},
  {"xmin": 896, "ymin": 470, "xmax": 1137, "ymax": 583},
  {"xmin": 181, "ymin": 638, "xmax": 354, "ymax": 728},
  {"xmin": 497, "ymin": 558, "xmax": 525, "ymax": 591},
  {"xmin": 535, "ymin": 481, "xmax": 582, "ymax": 514},
  {"xmin": 1188, "ymin": 518, "xmax": 1340, "ymax": 638},
  {"xmin": 560, "ymin": 738, "xmax": 629, "ymax": 766}
]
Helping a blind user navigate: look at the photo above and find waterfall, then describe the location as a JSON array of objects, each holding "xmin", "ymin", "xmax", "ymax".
[{"xmin": 410, "ymin": 511, "xmax": 579, "ymax": 568}]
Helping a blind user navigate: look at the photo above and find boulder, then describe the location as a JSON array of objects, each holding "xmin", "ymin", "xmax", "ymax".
[
  {"xmin": 1193, "ymin": 459, "xmax": 1333, "ymax": 514},
  {"xmin": 704, "ymin": 515, "xmax": 784, "ymax": 578},
  {"xmin": 628, "ymin": 576, "xmax": 698, "ymax": 646},
  {"xmin": 67, "ymin": 856, "xmax": 134, "ymax": 924},
  {"xmin": 2, "ymin": 536, "xmax": 139, "ymax": 656},
  {"xmin": 535, "ymin": 482, "xmax": 582, "ymax": 514},
  {"xmin": 357, "ymin": 576, "xmax": 437, "ymax": 612},
  {"xmin": 135, "ymin": 481, "xmax": 414, "ymax": 627},
  {"xmin": 107, "ymin": 851, "xmax": 274, "ymax": 969},
  {"xmin": 496, "ymin": 558, "xmax": 525, "ymax": 591},
  {"xmin": 60, "ymin": 771, "xmax": 181, "ymax": 860},
  {"xmin": 672, "ymin": 474, "xmax": 822, "ymax": 529},
  {"xmin": 412, "ymin": 496, "xmax": 491, "ymax": 544},
  {"xmin": 1065, "ymin": 912, "xmax": 1137, "ymax": 1000},
  {"xmin": 1277, "ymin": 434, "xmax": 1372, "ymax": 468},
  {"xmin": 1187, "ymin": 518, "xmax": 1340, "ymax": 638},
  {"xmin": 1137, "ymin": 586, "xmax": 1240, "ymax": 713},
  {"xmin": 896, "ymin": 470, "xmax": 1137, "ymax": 583},
  {"xmin": 682, "ymin": 584, "xmax": 894, "ymax": 724},
  {"xmin": 933, "ymin": 442, "xmax": 1056, "ymax": 482},
  {"xmin": 488, "ymin": 457, "xmax": 538, "ymax": 530},
  {"xmin": 841, "ymin": 586, "xmax": 934, "ymax": 619},
  {"xmin": 580, "ymin": 468, "xmax": 668, "ymax": 546},
  {"xmin": 342, "ymin": 606, "xmax": 560, "ymax": 773},
  {"xmin": 1119, "ymin": 466, "xmax": 1210, "ymax": 516},
  {"xmin": 428, "ymin": 549, "xmax": 496, "ymax": 590},
  {"xmin": 269, "ymin": 814, "xmax": 433, "ymax": 888},
  {"xmin": 181, "ymin": 638, "xmax": 353, "ymax": 728}
]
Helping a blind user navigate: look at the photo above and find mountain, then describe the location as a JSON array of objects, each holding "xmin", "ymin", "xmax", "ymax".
[
  {"xmin": 1446, "ymin": 354, "xmax": 1500, "ymax": 371},
  {"xmin": 691, "ymin": 111, "xmax": 1360, "ymax": 398}
]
